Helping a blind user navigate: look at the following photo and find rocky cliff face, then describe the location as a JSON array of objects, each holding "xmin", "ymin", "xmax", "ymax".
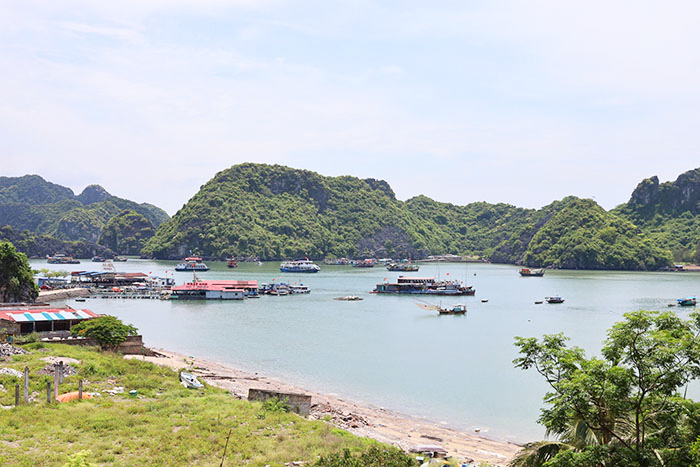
[{"xmin": 628, "ymin": 168, "xmax": 700, "ymax": 215}]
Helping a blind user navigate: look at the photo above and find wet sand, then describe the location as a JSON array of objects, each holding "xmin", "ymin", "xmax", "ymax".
[{"xmin": 126, "ymin": 348, "xmax": 521, "ymax": 465}]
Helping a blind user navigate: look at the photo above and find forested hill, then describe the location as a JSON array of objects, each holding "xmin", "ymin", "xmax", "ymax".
[
  {"xmin": 0, "ymin": 175, "xmax": 169, "ymax": 254},
  {"xmin": 614, "ymin": 168, "xmax": 700, "ymax": 262},
  {"xmin": 142, "ymin": 163, "xmax": 673, "ymax": 270}
]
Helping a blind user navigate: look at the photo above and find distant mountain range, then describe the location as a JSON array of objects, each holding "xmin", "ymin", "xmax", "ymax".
[
  {"xmin": 0, "ymin": 175, "xmax": 169, "ymax": 257},
  {"xmin": 4, "ymin": 166, "xmax": 700, "ymax": 270}
]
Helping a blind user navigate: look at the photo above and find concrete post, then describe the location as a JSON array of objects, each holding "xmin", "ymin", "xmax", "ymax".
[
  {"xmin": 78, "ymin": 380, "xmax": 83, "ymax": 401},
  {"xmin": 53, "ymin": 368, "xmax": 59, "ymax": 399},
  {"xmin": 23, "ymin": 366, "xmax": 29, "ymax": 402}
]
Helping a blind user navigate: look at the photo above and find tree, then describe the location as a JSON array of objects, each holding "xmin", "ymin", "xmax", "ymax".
[
  {"xmin": 70, "ymin": 316, "xmax": 138, "ymax": 349},
  {"xmin": 0, "ymin": 240, "xmax": 38, "ymax": 303},
  {"xmin": 512, "ymin": 310, "xmax": 700, "ymax": 466}
]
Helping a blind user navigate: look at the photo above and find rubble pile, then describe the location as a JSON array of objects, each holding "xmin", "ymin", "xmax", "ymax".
[{"xmin": 0, "ymin": 343, "xmax": 28, "ymax": 357}]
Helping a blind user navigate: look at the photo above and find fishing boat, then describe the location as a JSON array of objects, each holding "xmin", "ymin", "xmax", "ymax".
[
  {"xmin": 545, "ymin": 296, "xmax": 564, "ymax": 304},
  {"xmin": 113, "ymin": 256, "xmax": 128, "ymax": 262},
  {"xmin": 47, "ymin": 254, "xmax": 80, "ymax": 264},
  {"xmin": 386, "ymin": 262, "xmax": 420, "ymax": 272},
  {"xmin": 179, "ymin": 371, "xmax": 204, "ymax": 389},
  {"xmin": 334, "ymin": 295, "xmax": 363, "ymax": 301},
  {"xmin": 280, "ymin": 259, "xmax": 320, "ymax": 273},
  {"xmin": 519, "ymin": 268, "xmax": 545, "ymax": 277},
  {"xmin": 91, "ymin": 256, "xmax": 105, "ymax": 262},
  {"xmin": 289, "ymin": 284, "xmax": 311, "ymax": 294},
  {"xmin": 175, "ymin": 256, "xmax": 210, "ymax": 272},
  {"xmin": 677, "ymin": 296, "xmax": 697, "ymax": 307},
  {"xmin": 372, "ymin": 276, "xmax": 475, "ymax": 296},
  {"xmin": 226, "ymin": 257, "xmax": 238, "ymax": 268},
  {"xmin": 353, "ymin": 259, "xmax": 375, "ymax": 268},
  {"xmin": 415, "ymin": 301, "xmax": 467, "ymax": 315}
]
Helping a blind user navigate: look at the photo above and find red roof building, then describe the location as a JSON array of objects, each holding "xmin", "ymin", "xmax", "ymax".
[{"xmin": 0, "ymin": 306, "xmax": 99, "ymax": 335}]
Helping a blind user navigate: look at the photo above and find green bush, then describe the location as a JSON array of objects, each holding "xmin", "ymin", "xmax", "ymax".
[{"xmin": 70, "ymin": 316, "xmax": 137, "ymax": 349}]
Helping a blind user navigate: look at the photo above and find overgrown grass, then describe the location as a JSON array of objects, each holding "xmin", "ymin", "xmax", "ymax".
[{"xmin": 0, "ymin": 344, "xmax": 404, "ymax": 466}]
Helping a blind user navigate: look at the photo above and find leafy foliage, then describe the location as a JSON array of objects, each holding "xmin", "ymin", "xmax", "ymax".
[
  {"xmin": 143, "ymin": 163, "xmax": 440, "ymax": 260},
  {"xmin": 143, "ymin": 163, "xmax": 672, "ymax": 270},
  {"xmin": 0, "ymin": 240, "xmax": 38, "ymax": 302},
  {"xmin": 0, "ymin": 226, "xmax": 114, "ymax": 259},
  {"xmin": 98, "ymin": 210, "xmax": 156, "ymax": 255},
  {"xmin": 512, "ymin": 310, "xmax": 700, "ymax": 466},
  {"xmin": 615, "ymin": 168, "xmax": 700, "ymax": 262},
  {"xmin": 0, "ymin": 175, "xmax": 169, "ymax": 246},
  {"xmin": 523, "ymin": 197, "xmax": 671, "ymax": 270},
  {"xmin": 70, "ymin": 316, "xmax": 138, "ymax": 348},
  {"xmin": 313, "ymin": 447, "xmax": 416, "ymax": 466}
]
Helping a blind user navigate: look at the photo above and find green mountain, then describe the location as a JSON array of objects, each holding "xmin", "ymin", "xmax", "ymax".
[
  {"xmin": 615, "ymin": 168, "xmax": 700, "ymax": 262},
  {"xmin": 98, "ymin": 210, "xmax": 156, "ymax": 255},
  {"xmin": 143, "ymin": 163, "xmax": 673, "ymax": 270},
  {"xmin": 143, "ymin": 163, "xmax": 439, "ymax": 260},
  {"xmin": 0, "ymin": 226, "xmax": 114, "ymax": 259},
  {"xmin": 0, "ymin": 175, "xmax": 169, "ymax": 253}
]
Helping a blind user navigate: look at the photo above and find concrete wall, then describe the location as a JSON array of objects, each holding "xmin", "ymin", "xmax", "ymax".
[
  {"xmin": 41, "ymin": 335, "xmax": 154, "ymax": 355},
  {"xmin": 248, "ymin": 388, "xmax": 312, "ymax": 417}
]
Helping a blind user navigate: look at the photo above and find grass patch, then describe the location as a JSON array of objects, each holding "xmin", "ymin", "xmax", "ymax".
[{"xmin": 0, "ymin": 344, "xmax": 411, "ymax": 466}]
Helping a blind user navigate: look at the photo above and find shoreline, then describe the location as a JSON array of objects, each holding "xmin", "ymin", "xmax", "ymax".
[{"xmin": 126, "ymin": 347, "xmax": 521, "ymax": 466}]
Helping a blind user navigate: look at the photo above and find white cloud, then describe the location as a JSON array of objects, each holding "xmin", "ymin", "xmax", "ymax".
[{"xmin": 1, "ymin": 1, "xmax": 700, "ymax": 214}]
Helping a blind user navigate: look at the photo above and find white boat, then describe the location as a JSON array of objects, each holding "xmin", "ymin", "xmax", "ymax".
[
  {"xmin": 280, "ymin": 259, "xmax": 320, "ymax": 273},
  {"xmin": 180, "ymin": 371, "xmax": 204, "ymax": 389}
]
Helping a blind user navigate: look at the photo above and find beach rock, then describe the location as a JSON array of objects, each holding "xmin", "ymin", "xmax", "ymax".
[{"xmin": 0, "ymin": 343, "xmax": 27, "ymax": 357}]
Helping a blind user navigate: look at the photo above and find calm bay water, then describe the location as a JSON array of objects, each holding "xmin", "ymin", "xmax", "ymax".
[{"xmin": 32, "ymin": 259, "xmax": 700, "ymax": 443}]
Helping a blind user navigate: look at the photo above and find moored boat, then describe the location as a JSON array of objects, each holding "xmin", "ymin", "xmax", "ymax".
[
  {"xmin": 386, "ymin": 262, "xmax": 420, "ymax": 272},
  {"xmin": 175, "ymin": 256, "xmax": 210, "ymax": 272},
  {"xmin": 415, "ymin": 301, "xmax": 467, "ymax": 315},
  {"xmin": 226, "ymin": 257, "xmax": 238, "ymax": 268},
  {"xmin": 373, "ymin": 276, "xmax": 475, "ymax": 296},
  {"xmin": 280, "ymin": 259, "xmax": 320, "ymax": 273},
  {"xmin": 677, "ymin": 296, "xmax": 697, "ymax": 307},
  {"xmin": 91, "ymin": 256, "xmax": 105, "ymax": 262},
  {"xmin": 519, "ymin": 268, "xmax": 545, "ymax": 277},
  {"xmin": 353, "ymin": 259, "xmax": 375, "ymax": 268},
  {"xmin": 47, "ymin": 254, "xmax": 80, "ymax": 264},
  {"xmin": 546, "ymin": 296, "xmax": 564, "ymax": 304}
]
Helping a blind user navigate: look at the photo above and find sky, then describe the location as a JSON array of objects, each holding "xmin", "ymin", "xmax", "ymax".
[{"xmin": 2, "ymin": 1, "xmax": 700, "ymax": 215}]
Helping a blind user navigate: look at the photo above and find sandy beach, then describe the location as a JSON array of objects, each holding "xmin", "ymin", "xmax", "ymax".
[{"xmin": 126, "ymin": 348, "xmax": 521, "ymax": 466}]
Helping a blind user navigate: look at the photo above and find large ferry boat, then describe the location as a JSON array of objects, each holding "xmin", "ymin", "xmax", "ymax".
[
  {"xmin": 372, "ymin": 276, "xmax": 475, "ymax": 295},
  {"xmin": 175, "ymin": 256, "xmax": 210, "ymax": 272},
  {"xmin": 47, "ymin": 254, "xmax": 80, "ymax": 264},
  {"xmin": 280, "ymin": 259, "xmax": 320, "ymax": 273}
]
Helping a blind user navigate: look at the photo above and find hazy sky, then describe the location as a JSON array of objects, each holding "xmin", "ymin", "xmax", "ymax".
[{"xmin": 2, "ymin": 1, "xmax": 700, "ymax": 215}]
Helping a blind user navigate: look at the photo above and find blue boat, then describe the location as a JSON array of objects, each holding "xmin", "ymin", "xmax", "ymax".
[{"xmin": 678, "ymin": 296, "xmax": 697, "ymax": 307}]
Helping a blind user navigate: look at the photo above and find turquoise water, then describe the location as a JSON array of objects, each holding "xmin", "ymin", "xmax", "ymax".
[{"xmin": 32, "ymin": 259, "xmax": 700, "ymax": 443}]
